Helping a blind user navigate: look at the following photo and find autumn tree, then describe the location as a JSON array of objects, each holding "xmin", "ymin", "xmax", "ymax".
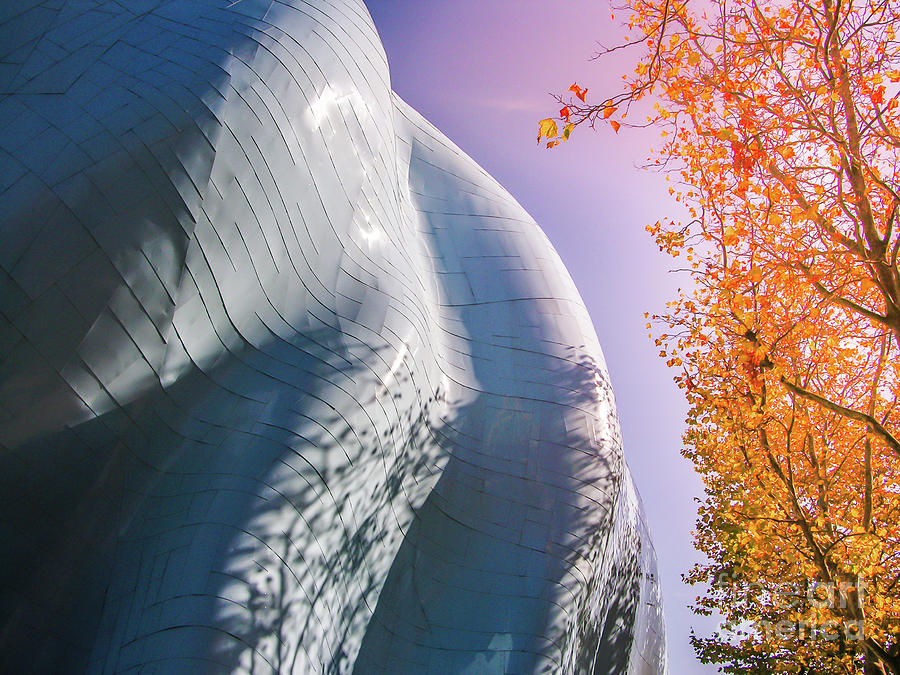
[{"xmin": 540, "ymin": 0, "xmax": 900, "ymax": 671}]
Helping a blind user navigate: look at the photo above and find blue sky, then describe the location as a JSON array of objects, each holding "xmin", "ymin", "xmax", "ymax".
[{"xmin": 365, "ymin": 1, "xmax": 722, "ymax": 671}]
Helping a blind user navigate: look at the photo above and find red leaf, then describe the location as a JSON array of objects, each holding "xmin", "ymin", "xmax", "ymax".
[
  {"xmin": 569, "ymin": 83, "xmax": 588, "ymax": 101},
  {"xmin": 560, "ymin": 106, "xmax": 571, "ymax": 121},
  {"xmin": 610, "ymin": 120, "xmax": 621, "ymax": 133}
]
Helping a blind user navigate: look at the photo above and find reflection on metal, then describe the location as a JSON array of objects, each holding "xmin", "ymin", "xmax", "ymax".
[{"xmin": 0, "ymin": 1, "xmax": 666, "ymax": 672}]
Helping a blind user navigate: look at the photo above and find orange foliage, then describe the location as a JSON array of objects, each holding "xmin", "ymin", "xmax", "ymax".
[{"xmin": 544, "ymin": 0, "xmax": 900, "ymax": 671}]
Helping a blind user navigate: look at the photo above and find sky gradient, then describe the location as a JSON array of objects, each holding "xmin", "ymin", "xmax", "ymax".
[{"xmin": 365, "ymin": 1, "xmax": 722, "ymax": 671}]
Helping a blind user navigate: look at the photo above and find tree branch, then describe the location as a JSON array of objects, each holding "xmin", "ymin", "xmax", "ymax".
[{"xmin": 780, "ymin": 376, "xmax": 900, "ymax": 457}]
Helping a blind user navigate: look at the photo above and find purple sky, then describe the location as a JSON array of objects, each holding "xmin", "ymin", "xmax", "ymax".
[{"xmin": 365, "ymin": 1, "xmax": 722, "ymax": 671}]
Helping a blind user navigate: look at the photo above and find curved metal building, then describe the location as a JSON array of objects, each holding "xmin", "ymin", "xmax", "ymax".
[{"xmin": 0, "ymin": 1, "xmax": 666, "ymax": 672}]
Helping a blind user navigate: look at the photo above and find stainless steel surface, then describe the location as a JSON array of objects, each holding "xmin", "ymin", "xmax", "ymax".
[{"xmin": 0, "ymin": 1, "xmax": 666, "ymax": 672}]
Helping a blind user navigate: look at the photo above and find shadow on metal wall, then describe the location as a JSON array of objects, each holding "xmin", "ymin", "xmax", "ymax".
[
  {"xmin": 353, "ymin": 350, "xmax": 645, "ymax": 675},
  {"xmin": 0, "ymin": 331, "xmax": 443, "ymax": 673}
]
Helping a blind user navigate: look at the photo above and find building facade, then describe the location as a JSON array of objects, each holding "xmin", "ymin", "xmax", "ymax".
[{"xmin": 0, "ymin": 1, "xmax": 666, "ymax": 672}]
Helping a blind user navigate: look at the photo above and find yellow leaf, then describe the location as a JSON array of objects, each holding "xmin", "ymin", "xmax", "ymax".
[
  {"xmin": 562, "ymin": 123, "xmax": 575, "ymax": 141},
  {"xmin": 688, "ymin": 52, "xmax": 701, "ymax": 66},
  {"xmin": 716, "ymin": 128, "xmax": 736, "ymax": 141},
  {"xmin": 723, "ymin": 226, "xmax": 737, "ymax": 245},
  {"xmin": 778, "ymin": 146, "xmax": 795, "ymax": 160},
  {"xmin": 538, "ymin": 118, "xmax": 558, "ymax": 140}
]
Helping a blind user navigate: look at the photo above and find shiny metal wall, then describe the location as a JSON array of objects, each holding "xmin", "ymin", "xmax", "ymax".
[{"xmin": 0, "ymin": 1, "xmax": 666, "ymax": 672}]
